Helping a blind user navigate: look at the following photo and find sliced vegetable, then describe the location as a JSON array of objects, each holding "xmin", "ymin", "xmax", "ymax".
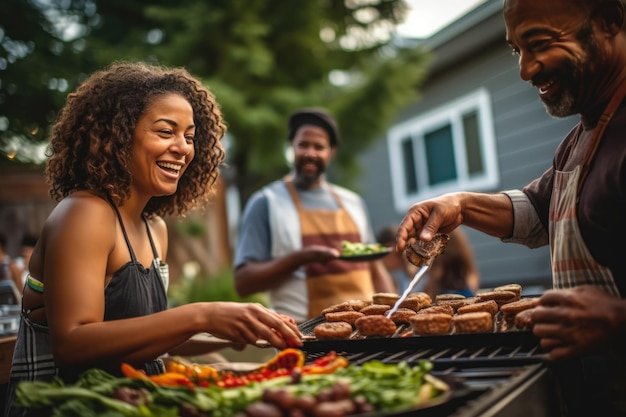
[
  {"xmin": 260, "ymin": 347, "xmax": 305, "ymax": 373},
  {"xmin": 121, "ymin": 363, "xmax": 194, "ymax": 389},
  {"xmin": 163, "ymin": 357, "xmax": 219, "ymax": 382},
  {"xmin": 302, "ymin": 351, "xmax": 349, "ymax": 375}
]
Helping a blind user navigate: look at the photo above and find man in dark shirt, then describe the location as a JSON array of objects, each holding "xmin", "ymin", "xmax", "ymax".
[{"xmin": 396, "ymin": 0, "xmax": 626, "ymax": 415}]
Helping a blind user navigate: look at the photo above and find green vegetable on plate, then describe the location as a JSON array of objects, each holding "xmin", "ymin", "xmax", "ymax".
[{"xmin": 340, "ymin": 241, "xmax": 387, "ymax": 256}]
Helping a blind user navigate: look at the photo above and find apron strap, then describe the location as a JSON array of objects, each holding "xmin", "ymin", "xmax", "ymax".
[{"xmin": 577, "ymin": 77, "xmax": 626, "ymax": 195}]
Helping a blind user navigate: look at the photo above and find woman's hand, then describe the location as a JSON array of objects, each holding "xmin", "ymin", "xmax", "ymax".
[{"xmin": 203, "ymin": 302, "xmax": 302, "ymax": 349}]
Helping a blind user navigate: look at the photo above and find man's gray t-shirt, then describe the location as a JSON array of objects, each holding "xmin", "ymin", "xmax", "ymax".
[{"xmin": 234, "ymin": 186, "xmax": 345, "ymax": 268}]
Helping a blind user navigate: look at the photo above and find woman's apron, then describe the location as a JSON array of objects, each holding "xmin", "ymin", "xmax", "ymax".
[
  {"xmin": 548, "ymin": 78, "xmax": 626, "ymax": 417},
  {"xmin": 286, "ymin": 181, "xmax": 374, "ymax": 319}
]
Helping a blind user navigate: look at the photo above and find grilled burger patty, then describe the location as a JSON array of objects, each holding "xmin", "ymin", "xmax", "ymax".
[
  {"xmin": 313, "ymin": 321, "xmax": 353, "ymax": 340},
  {"xmin": 405, "ymin": 233, "xmax": 450, "ymax": 267},
  {"xmin": 354, "ymin": 315, "xmax": 397, "ymax": 337}
]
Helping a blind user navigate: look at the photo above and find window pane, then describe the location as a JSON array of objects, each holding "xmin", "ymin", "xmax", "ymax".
[
  {"xmin": 462, "ymin": 111, "xmax": 484, "ymax": 175},
  {"xmin": 401, "ymin": 137, "xmax": 418, "ymax": 194},
  {"xmin": 424, "ymin": 125, "xmax": 456, "ymax": 185}
]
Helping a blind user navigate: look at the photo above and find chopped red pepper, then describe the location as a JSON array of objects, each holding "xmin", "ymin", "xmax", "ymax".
[
  {"xmin": 302, "ymin": 351, "xmax": 349, "ymax": 375},
  {"xmin": 262, "ymin": 348, "xmax": 305, "ymax": 372}
]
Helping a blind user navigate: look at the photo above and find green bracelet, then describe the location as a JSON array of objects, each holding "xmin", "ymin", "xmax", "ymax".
[{"xmin": 26, "ymin": 274, "xmax": 44, "ymax": 293}]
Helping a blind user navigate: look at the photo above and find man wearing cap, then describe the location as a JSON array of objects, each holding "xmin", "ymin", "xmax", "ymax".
[{"xmin": 233, "ymin": 108, "xmax": 394, "ymax": 323}]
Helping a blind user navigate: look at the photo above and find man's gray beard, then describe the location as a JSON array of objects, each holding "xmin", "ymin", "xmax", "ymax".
[
  {"xmin": 541, "ymin": 17, "xmax": 596, "ymax": 120},
  {"xmin": 543, "ymin": 91, "xmax": 576, "ymax": 119}
]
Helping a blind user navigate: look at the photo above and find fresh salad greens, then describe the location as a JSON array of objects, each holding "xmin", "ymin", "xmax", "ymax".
[
  {"xmin": 13, "ymin": 360, "xmax": 448, "ymax": 417},
  {"xmin": 340, "ymin": 241, "xmax": 388, "ymax": 257}
]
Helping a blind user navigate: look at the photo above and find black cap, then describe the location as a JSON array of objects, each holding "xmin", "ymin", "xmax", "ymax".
[{"xmin": 287, "ymin": 107, "xmax": 340, "ymax": 147}]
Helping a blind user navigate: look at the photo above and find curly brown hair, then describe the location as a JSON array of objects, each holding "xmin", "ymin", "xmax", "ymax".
[{"xmin": 45, "ymin": 61, "xmax": 226, "ymax": 217}]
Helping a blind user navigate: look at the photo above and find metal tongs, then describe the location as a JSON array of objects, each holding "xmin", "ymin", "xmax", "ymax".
[
  {"xmin": 385, "ymin": 262, "xmax": 432, "ymax": 318},
  {"xmin": 385, "ymin": 234, "xmax": 450, "ymax": 318}
]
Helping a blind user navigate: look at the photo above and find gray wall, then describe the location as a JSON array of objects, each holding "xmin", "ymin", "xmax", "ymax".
[{"xmin": 356, "ymin": 27, "xmax": 577, "ymax": 291}]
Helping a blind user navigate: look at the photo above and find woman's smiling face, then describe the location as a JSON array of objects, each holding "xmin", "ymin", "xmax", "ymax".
[
  {"xmin": 130, "ymin": 93, "xmax": 196, "ymax": 199},
  {"xmin": 504, "ymin": 0, "xmax": 605, "ymax": 118}
]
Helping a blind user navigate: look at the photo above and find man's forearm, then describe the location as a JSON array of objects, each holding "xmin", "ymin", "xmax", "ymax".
[{"xmin": 461, "ymin": 192, "xmax": 514, "ymax": 239}]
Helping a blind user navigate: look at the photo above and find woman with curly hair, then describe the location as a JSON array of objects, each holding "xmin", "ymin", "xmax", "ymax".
[{"xmin": 4, "ymin": 61, "xmax": 301, "ymax": 416}]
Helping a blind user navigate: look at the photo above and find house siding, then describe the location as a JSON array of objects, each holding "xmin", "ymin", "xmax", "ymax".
[{"xmin": 357, "ymin": 1, "xmax": 578, "ymax": 291}]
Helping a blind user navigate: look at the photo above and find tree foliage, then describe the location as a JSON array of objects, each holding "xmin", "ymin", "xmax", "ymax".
[{"xmin": 0, "ymin": 0, "xmax": 430, "ymax": 202}]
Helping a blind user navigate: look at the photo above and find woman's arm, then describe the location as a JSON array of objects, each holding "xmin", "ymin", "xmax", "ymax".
[{"xmin": 42, "ymin": 195, "xmax": 300, "ymax": 369}]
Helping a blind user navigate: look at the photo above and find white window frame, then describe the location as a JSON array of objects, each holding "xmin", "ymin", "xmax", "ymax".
[{"xmin": 387, "ymin": 88, "xmax": 499, "ymax": 212}]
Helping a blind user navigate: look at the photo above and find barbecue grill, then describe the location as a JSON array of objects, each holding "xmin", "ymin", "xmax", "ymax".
[{"xmin": 297, "ymin": 315, "xmax": 562, "ymax": 417}]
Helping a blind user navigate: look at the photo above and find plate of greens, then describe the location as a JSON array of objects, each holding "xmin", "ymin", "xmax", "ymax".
[{"xmin": 339, "ymin": 241, "xmax": 393, "ymax": 261}]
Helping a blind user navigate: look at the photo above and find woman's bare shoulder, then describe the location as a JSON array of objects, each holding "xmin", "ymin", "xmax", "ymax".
[
  {"xmin": 44, "ymin": 192, "xmax": 116, "ymax": 233},
  {"xmin": 146, "ymin": 215, "xmax": 168, "ymax": 248},
  {"xmin": 147, "ymin": 215, "xmax": 166, "ymax": 230}
]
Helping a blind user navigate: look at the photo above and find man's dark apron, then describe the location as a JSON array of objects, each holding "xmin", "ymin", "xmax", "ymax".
[{"xmin": 285, "ymin": 181, "xmax": 374, "ymax": 319}]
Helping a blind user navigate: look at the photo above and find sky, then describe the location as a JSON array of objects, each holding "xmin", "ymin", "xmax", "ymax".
[{"xmin": 396, "ymin": 0, "xmax": 488, "ymax": 38}]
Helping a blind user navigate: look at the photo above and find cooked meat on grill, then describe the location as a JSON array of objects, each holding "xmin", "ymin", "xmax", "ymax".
[
  {"xmin": 321, "ymin": 301, "xmax": 354, "ymax": 316},
  {"xmin": 460, "ymin": 297, "xmax": 478, "ymax": 307},
  {"xmin": 409, "ymin": 312, "xmax": 453, "ymax": 336},
  {"xmin": 354, "ymin": 315, "xmax": 397, "ymax": 337},
  {"xmin": 389, "ymin": 308, "xmax": 418, "ymax": 324},
  {"xmin": 313, "ymin": 321, "xmax": 353, "ymax": 340},
  {"xmin": 493, "ymin": 284, "xmax": 522, "ymax": 300},
  {"xmin": 435, "ymin": 293, "xmax": 466, "ymax": 303},
  {"xmin": 417, "ymin": 305, "xmax": 455, "ymax": 316},
  {"xmin": 346, "ymin": 299, "xmax": 372, "ymax": 311},
  {"xmin": 477, "ymin": 290, "xmax": 518, "ymax": 306},
  {"xmin": 397, "ymin": 296, "xmax": 421, "ymax": 312},
  {"xmin": 453, "ymin": 311, "xmax": 494, "ymax": 333},
  {"xmin": 500, "ymin": 298, "xmax": 539, "ymax": 326},
  {"xmin": 412, "ymin": 292, "xmax": 433, "ymax": 308},
  {"xmin": 405, "ymin": 233, "xmax": 451, "ymax": 267},
  {"xmin": 500, "ymin": 297, "xmax": 538, "ymax": 315},
  {"xmin": 360, "ymin": 304, "xmax": 391, "ymax": 316},
  {"xmin": 435, "ymin": 298, "xmax": 466, "ymax": 312},
  {"xmin": 398, "ymin": 292, "xmax": 433, "ymax": 311},
  {"xmin": 457, "ymin": 299, "xmax": 498, "ymax": 316},
  {"xmin": 372, "ymin": 292, "xmax": 400, "ymax": 307},
  {"xmin": 514, "ymin": 307, "xmax": 536, "ymax": 330},
  {"xmin": 325, "ymin": 310, "xmax": 365, "ymax": 326}
]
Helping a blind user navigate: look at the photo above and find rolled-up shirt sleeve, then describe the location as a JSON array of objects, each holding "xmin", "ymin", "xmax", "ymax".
[{"xmin": 500, "ymin": 189, "xmax": 549, "ymax": 248}]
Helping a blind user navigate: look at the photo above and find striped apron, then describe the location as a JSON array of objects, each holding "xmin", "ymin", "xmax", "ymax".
[
  {"xmin": 549, "ymin": 80, "xmax": 626, "ymax": 295},
  {"xmin": 548, "ymin": 79, "xmax": 626, "ymax": 417},
  {"xmin": 286, "ymin": 181, "xmax": 374, "ymax": 319}
]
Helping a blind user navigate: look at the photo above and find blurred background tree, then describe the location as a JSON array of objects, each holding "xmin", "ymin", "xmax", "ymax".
[{"xmin": 0, "ymin": 0, "xmax": 429, "ymax": 203}]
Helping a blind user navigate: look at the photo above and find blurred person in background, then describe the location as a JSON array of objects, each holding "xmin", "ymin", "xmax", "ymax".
[
  {"xmin": 0, "ymin": 234, "xmax": 12, "ymax": 282},
  {"xmin": 0, "ymin": 234, "xmax": 20, "ymax": 305},
  {"xmin": 5, "ymin": 61, "xmax": 301, "ymax": 417},
  {"xmin": 234, "ymin": 107, "xmax": 394, "ymax": 323},
  {"xmin": 397, "ymin": 0, "xmax": 626, "ymax": 415},
  {"xmin": 9, "ymin": 233, "xmax": 38, "ymax": 292},
  {"xmin": 377, "ymin": 225, "xmax": 479, "ymax": 298}
]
